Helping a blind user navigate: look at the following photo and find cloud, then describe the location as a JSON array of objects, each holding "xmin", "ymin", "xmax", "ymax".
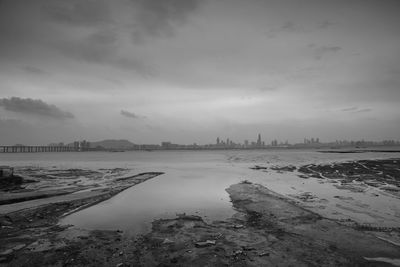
[
  {"xmin": 317, "ymin": 20, "xmax": 335, "ymax": 29},
  {"xmin": 120, "ymin": 109, "xmax": 145, "ymax": 119},
  {"xmin": 341, "ymin": 106, "xmax": 358, "ymax": 112},
  {"xmin": 41, "ymin": 0, "xmax": 111, "ymax": 27},
  {"xmin": 129, "ymin": 0, "xmax": 199, "ymax": 43},
  {"xmin": 354, "ymin": 108, "xmax": 372, "ymax": 113},
  {"xmin": 21, "ymin": 66, "xmax": 48, "ymax": 75},
  {"xmin": 266, "ymin": 21, "xmax": 303, "ymax": 38},
  {"xmin": 341, "ymin": 107, "xmax": 372, "ymax": 113},
  {"xmin": 55, "ymin": 29, "xmax": 155, "ymax": 76},
  {"xmin": 0, "ymin": 97, "xmax": 74, "ymax": 119},
  {"xmin": 312, "ymin": 45, "xmax": 342, "ymax": 60},
  {"xmin": 259, "ymin": 86, "xmax": 278, "ymax": 92}
]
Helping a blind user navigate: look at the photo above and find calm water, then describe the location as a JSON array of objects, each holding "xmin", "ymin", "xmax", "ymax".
[{"xmin": 1, "ymin": 148, "xmax": 399, "ymax": 235}]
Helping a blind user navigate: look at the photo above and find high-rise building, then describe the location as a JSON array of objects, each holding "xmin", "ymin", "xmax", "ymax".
[{"xmin": 257, "ymin": 134, "xmax": 262, "ymax": 146}]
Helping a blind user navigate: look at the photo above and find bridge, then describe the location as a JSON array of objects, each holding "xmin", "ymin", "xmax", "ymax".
[{"xmin": 0, "ymin": 146, "xmax": 79, "ymax": 153}]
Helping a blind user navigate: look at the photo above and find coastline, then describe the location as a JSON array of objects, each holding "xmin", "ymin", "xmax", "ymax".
[{"xmin": 0, "ymin": 158, "xmax": 400, "ymax": 266}]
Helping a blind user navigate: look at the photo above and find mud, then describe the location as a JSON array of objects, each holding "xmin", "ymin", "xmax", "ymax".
[
  {"xmin": 1, "ymin": 161, "xmax": 400, "ymax": 266},
  {"xmin": 298, "ymin": 158, "xmax": 400, "ymax": 196},
  {"xmin": 0, "ymin": 171, "xmax": 163, "ymax": 266}
]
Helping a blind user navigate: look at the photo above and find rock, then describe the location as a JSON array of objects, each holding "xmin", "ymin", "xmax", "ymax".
[
  {"xmin": 119, "ymin": 251, "xmax": 123, "ymax": 256},
  {"xmin": 0, "ymin": 219, "xmax": 12, "ymax": 226},
  {"xmin": 176, "ymin": 214, "xmax": 202, "ymax": 221},
  {"xmin": 250, "ymin": 165, "xmax": 268, "ymax": 170},
  {"xmin": 162, "ymin": 238, "xmax": 174, "ymax": 245},
  {"xmin": 116, "ymin": 263, "xmax": 124, "ymax": 267},
  {"xmin": 0, "ymin": 249, "xmax": 13, "ymax": 256},
  {"xmin": 195, "ymin": 240, "xmax": 216, "ymax": 248},
  {"xmin": 233, "ymin": 250, "xmax": 245, "ymax": 256},
  {"xmin": 258, "ymin": 251, "xmax": 270, "ymax": 257},
  {"xmin": 12, "ymin": 244, "xmax": 26, "ymax": 251}
]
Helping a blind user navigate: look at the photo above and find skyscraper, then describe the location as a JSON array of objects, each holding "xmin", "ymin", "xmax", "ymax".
[{"xmin": 257, "ymin": 134, "xmax": 262, "ymax": 147}]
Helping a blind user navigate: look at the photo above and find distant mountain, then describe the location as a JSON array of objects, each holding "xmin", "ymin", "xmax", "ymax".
[{"xmin": 90, "ymin": 139, "xmax": 136, "ymax": 149}]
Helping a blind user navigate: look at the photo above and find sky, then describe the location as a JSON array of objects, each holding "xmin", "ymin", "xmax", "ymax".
[{"xmin": 0, "ymin": 0, "xmax": 400, "ymax": 145}]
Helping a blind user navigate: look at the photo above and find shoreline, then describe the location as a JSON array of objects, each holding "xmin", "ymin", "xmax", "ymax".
[{"xmin": 1, "ymin": 159, "xmax": 400, "ymax": 266}]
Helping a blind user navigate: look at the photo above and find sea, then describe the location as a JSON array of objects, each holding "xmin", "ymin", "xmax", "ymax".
[{"xmin": 1, "ymin": 148, "xmax": 399, "ymax": 236}]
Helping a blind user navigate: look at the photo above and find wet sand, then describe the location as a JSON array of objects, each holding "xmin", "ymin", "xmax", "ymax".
[{"xmin": 1, "ymin": 158, "xmax": 400, "ymax": 266}]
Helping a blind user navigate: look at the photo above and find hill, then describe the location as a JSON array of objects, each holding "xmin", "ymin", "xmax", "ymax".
[{"xmin": 90, "ymin": 139, "xmax": 136, "ymax": 149}]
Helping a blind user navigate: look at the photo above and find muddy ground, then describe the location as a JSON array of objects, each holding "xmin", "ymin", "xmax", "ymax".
[{"xmin": 1, "ymin": 160, "xmax": 400, "ymax": 266}]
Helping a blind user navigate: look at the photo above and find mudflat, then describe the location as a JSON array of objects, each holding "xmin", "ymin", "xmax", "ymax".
[{"xmin": 1, "ymin": 159, "xmax": 400, "ymax": 266}]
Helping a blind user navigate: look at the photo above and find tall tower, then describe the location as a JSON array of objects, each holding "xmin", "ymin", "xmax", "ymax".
[
  {"xmin": 216, "ymin": 137, "xmax": 220, "ymax": 145},
  {"xmin": 257, "ymin": 134, "xmax": 262, "ymax": 146}
]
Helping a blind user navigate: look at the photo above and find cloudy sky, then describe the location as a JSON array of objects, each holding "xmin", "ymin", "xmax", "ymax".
[{"xmin": 1, "ymin": 0, "xmax": 399, "ymax": 145}]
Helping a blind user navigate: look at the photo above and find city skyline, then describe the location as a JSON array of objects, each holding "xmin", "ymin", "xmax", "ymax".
[
  {"xmin": 1, "ymin": 0, "xmax": 400, "ymax": 145},
  {"xmin": 2, "ymin": 133, "xmax": 399, "ymax": 150}
]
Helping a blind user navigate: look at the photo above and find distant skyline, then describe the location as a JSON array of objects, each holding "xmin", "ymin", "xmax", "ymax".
[{"xmin": 1, "ymin": 0, "xmax": 400, "ymax": 145}]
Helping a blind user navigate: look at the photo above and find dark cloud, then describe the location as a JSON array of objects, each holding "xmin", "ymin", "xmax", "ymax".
[
  {"xmin": 55, "ymin": 29, "xmax": 155, "ymax": 76},
  {"xmin": 312, "ymin": 45, "xmax": 342, "ymax": 60},
  {"xmin": 41, "ymin": 0, "xmax": 111, "ymax": 27},
  {"xmin": 266, "ymin": 21, "xmax": 303, "ymax": 38},
  {"xmin": 88, "ymin": 30, "xmax": 117, "ymax": 45},
  {"xmin": 317, "ymin": 20, "xmax": 335, "ymax": 29},
  {"xmin": 56, "ymin": 30, "xmax": 117, "ymax": 63},
  {"xmin": 21, "ymin": 66, "xmax": 48, "ymax": 75},
  {"xmin": 120, "ymin": 109, "xmax": 145, "ymax": 119},
  {"xmin": 341, "ymin": 107, "xmax": 358, "ymax": 112},
  {"xmin": 129, "ymin": 0, "xmax": 199, "ymax": 43},
  {"xmin": 0, "ymin": 97, "xmax": 74, "ymax": 119}
]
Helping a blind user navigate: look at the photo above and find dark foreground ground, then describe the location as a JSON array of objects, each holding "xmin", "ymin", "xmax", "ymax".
[{"xmin": 1, "ymin": 159, "xmax": 400, "ymax": 266}]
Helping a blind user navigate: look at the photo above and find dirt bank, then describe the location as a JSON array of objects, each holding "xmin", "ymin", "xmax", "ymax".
[{"xmin": 0, "ymin": 171, "xmax": 163, "ymax": 266}]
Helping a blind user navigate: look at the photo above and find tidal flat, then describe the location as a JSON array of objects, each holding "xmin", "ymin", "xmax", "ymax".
[{"xmin": 0, "ymin": 150, "xmax": 400, "ymax": 266}]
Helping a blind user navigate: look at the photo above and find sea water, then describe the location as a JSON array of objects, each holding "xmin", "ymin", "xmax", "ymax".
[{"xmin": 1, "ymin": 148, "xmax": 399, "ymax": 235}]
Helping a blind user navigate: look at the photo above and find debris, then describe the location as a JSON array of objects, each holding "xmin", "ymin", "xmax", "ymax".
[
  {"xmin": 162, "ymin": 238, "xmax": 174, "ymax": 245},
  {"xmin": 176, "ymin": 213, "xmax": 202, "ymax": 221},
  {"xmin": 250, "ymin": 165, "xmax": 268, "ymax": 170},
  {"xmin": 0, "ymin": 249, "xmax": 13, "ymax": 256},
  {"xmin": 233, "ymin": 250, "xmax": 245, "ymax": 256},
  {"xmin": 258, "ymin": 251, "xmax": 270, "ymax": 257},
  {"xmin": 195, "ymin": 240, "xmax": 216, "ymax": 248},
  {"xmin": 12, "ymin": 244, "xmax": 26, "ymax": 251}
]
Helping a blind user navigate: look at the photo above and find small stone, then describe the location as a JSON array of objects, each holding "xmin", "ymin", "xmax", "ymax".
[
  {"xmin": 0, "ymin": 249, "xmax": 13, "ymax": 256},
  {"xmin": 1, "ymin": 220, "xmax": 12, "ymax": 226},
  {"xmin": 116, "ymin": 263, "xmax": 124, "ymax": 267},
  {"xmin": 119, "ymin": 251, "xmax": 123, "ymax": 256},
  {"xmin": 162, "ymin": 238, "xmax": 174, "ymax": 245},
  {"xmin": 195, "ymin": 240, "xmax": 216, "ymax": 248},
  {"xmin": 258, "ymin": 251, "xmax": 270, "ymax": 257},
  {"xmin": 12, "ymin": 244, "xmax": 26, "ymax": 251}
]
